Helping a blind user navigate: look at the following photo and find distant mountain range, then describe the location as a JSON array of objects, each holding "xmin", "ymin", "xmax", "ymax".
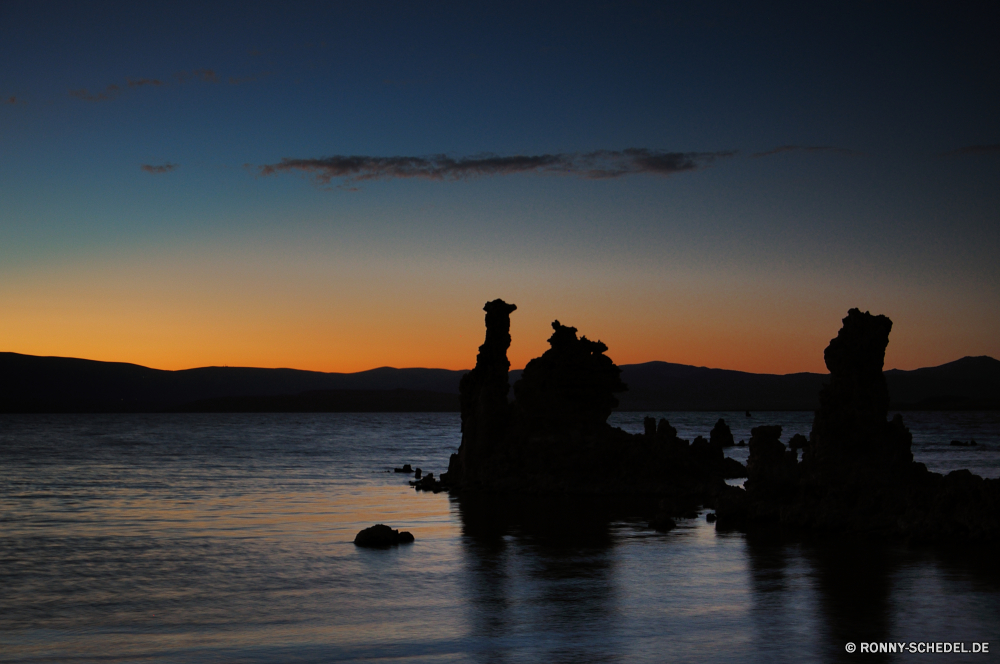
[
  {"xmin": 609, "ymin": 356, "xmax": 1000, "ymax": 411},
  {"xmin": 1, "ymin": 352, "xmax": 998, "ymax": 413}
]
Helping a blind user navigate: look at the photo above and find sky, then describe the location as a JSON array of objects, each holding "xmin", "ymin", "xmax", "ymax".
[{"xmin": 1, "ymin": 1, "xmax": 998, "ymax": 374}]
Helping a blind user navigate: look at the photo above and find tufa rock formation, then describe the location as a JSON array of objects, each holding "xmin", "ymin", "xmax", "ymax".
[
  {"xmin": 440, "ymin": 301, "xmax": 997, "ymax": 542},
  {"xmin": 442, "ymin": 300, "xmax": 745, "ymax": 509},
  {"xmin": 717, "ymin": 308, "xmax": 1000, "ymax": 542},
  {"xmin": 449, "ymin": 299, "xmax": 518, "ymax": 489},
  {"xmin": 513, "ymin": 321, "xmax": 627, "ymax": 431}
]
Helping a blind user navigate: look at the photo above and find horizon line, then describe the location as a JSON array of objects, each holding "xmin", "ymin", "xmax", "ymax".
[{"xmin": 2, "ymin": 350, "xmax": 995, "ymax": 378}]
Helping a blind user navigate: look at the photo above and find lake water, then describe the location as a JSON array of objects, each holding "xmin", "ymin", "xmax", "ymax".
[{"xmin": 1, "ymin": 412, "xmax": 998, "ymax": 663}]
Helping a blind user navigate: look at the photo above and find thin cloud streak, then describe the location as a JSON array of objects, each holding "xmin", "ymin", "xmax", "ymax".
[
  {"xmin": 141, "ymin": 163, "xmax": 178, "ymax": 174},
  {"xmin": 70, "ymin": 70, "xmax": 222, "ymax": 102},
  {"xmin": 751, "ymin": 145, "xmax": 861, "ymax": 158},
  {"xmin": 939, "ymin": 143, "xmax": 1000, "ymax": 156},
  {"xmin": 70, "ymin": 85, "xmax": 121, "ymax": 101},
  {"xmin": 257, "ymin": 149, "xmax": 737, "ymax": 186},
  {"xmin": 127, "ymin": 78, "xmax": 165, "ymax": 88},
  {"xmin": 175, "ymin": 69, "xmax": 218, "ymax": 83}
]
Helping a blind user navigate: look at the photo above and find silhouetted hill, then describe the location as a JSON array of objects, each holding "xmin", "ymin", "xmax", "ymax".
[
  {"xmin": 0, "ymin": 352, "xmax": 465, "ymax": 413},
  {"xmin": 607, "ymin": 357, "xmax": 1000, "ymax": 411},
  {"xmin": 884, "ymin": 356, "xmax": 1000, "ymax": 410},
  {"xmin": 612, "ymin": 362, "xmax": 828, "ymax": 411},
  {"xmin": 1, "ymin": 352, "xmax": 998, "ymax": 413}
]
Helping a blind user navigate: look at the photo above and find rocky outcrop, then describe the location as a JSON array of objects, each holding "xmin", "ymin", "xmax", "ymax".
[
  {"xmin": 803, "ymin": 309, "xmax": 913, "ymax": 484},
  {"xmin": 439, "ymin": 302, "xmax": 997, "ymax": 542},
  {"xmin": 442, "ymin": 301, "xmax": 741, "ymax": 511},
  {"xmin": 513, "ymin": 321, "xmax": 627, "ymax": 431},
  {"xmin": 717, "ymin": 308, "xmax": 1000, "ymax": 542},
  {"xmin": 446, "ymin": 299, "xmax": 518, "ymax": 489}
]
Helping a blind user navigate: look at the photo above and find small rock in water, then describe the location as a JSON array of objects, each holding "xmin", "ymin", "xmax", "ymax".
[
  {"xmin": 393, "ymin": 464, "xmax": 413, "ymax": 473},
  {"xmin": 706, "ymin": 512, "xmax": 717, "ymax": 523},
  {"xmin": 414, "ymin": 468, "xmax": 422, "ymax": 479},
  {"xmin": 649, "ymin": 515, "xmax": 677, "ymax": 532},
  {"xmin": 354, "ymin": 524, "xmax": 415, "ymax": 547},
  {"xmin": 411, "ymin": 472, "xmax": 446, "ymax": 492}
]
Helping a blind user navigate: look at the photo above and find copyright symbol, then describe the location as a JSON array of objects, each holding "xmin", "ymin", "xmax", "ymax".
[{"xmin": 845, "ymin": 642, "xmax": 856, "ymax": 653}]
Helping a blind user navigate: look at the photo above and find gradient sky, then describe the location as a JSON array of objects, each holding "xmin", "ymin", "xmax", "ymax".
[{"xmin": 2, "ymin": 1, "xmax": 998, "ymax": 374}]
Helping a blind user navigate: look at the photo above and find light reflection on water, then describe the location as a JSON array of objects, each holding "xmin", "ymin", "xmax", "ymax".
[{"xmin": 1, "ymin": 413, "xmax": 998, "ymax": 663}]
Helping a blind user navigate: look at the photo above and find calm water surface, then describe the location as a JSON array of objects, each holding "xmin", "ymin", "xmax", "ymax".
[{"xmin": 1, "ymin": 412, "xmax": 998, "ymax": 663}]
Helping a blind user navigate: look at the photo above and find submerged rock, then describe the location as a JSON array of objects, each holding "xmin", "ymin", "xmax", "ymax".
[
  {"xmin": 354, "ymin": 524, "xmax": 415, "ymax": 547},
  {"xmin": 649, "ymin": 515, "xmax": 677, "ymax": 532}
]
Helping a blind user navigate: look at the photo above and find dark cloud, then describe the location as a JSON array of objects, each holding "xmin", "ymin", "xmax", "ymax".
[
  {"xmin": 257, "ymin": 149, "xmax": 735, "ymax": 186},
  {"xmin": 938, "ymin": 144, "xmax": 1000, "ymax": 156},
  {"xmin": 751, "ymin": 145, "xmax": 861, "ymax": 158},
  {"xmin": 3, "ymin": 96, "xmax": 18, "ymax": 105},
  {"xmin": 69, "ymin": 85, "xmax": 121, "ymax": 101},
  {"xmin": 127, "ymin": 78, "xmax": 165, "ymax": 88},
  {"xmin": 140, "ymin": 163, "xmax": 178, "ymax": 174}
]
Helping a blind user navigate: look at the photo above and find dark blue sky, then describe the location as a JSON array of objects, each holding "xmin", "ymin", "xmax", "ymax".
[{"xmin": 2, "ymin": 1, "xmax": 998, "ymax": 372}]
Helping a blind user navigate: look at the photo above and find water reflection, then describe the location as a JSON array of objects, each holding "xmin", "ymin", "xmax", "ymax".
[
  {"xmin": 456, "ymin": 494, "xmax": 637, "ymax": 663},
  {"xmin": 3, "ymin": 414, "xmax": 998, "ymax": 663},
  {"xmin": 746, "ymin": 530, "xmax": 1000, "ymax": 663},
  {"xmin": 458, "ymin": 493, "xmax": 1000, "ymax": 664}
]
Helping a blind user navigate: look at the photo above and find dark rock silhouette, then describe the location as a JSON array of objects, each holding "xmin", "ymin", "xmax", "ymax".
[
  {"xmin": 446, "ymin": 299, "xmax": 518, "ymax": 489},
  {"xmin": 710, "ymin": 418, "xmax": 735, "ymax": 447},
  {"xmin": 787, "ymin": 433, "xmax": 807, "ymax": 451},
  {"xmin": 354, "ymin": 524, "xmax": 415, "ymax": 547},
  {"xmin": 393, "ymin": 464, "xmax": 413, "ymax": 473},
  {"xmin": 649, "ymin": 514, "xmax": 677, "ymax": 532},
  {"xmin": 440, "ymin": 302, "xmax": 997, "ymax": 542},
  {"xmin": 513, "ymin": 320, "xmax": 627, "ymax": 431},
  {"xmin": 643, "ymin": 416, "xmax": 657, "ymax": 438},
  {"xmin": 442, "ymin": 300, "xmax": 741, "ymax": 514},
  {"xmin": 410, "ymin": 472, "xmax": 446, "ymax": 492},
  {"xmin": 717, "ymin": 308, "xmax": 1000, "ymax": 542}
]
